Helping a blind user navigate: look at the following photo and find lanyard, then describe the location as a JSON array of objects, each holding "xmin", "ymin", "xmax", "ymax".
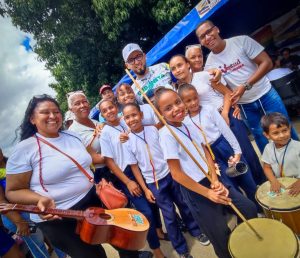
[
  {"xmin": 171, "ymin": 123, "xmax": 208, "ymax": 166},
  {"xmin": 273, "ymin": 139, "xmax": 291, "ymax": 177},
  {"xmin": 189, "ymin": 112, "xmax": 216, "ymax": 161},
  {"xmin": 106, "ymin": 123, "xmax": 126, "ymax": 133},
  {"xmin": 132, "ymin": 128, "xmax": 159, "ymax": 189}
]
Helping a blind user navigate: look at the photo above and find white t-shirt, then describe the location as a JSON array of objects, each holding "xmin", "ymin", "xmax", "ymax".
[
  {"xmin": 261, "ymin": 139, "xmax": 300, "ymax": 178},
  {"xmin": 126, "ymin": 126, "xmax": 169, "ymax": 183},
  {"xmin": 133, "ymin": 63, "xmax": 173, "ymax": 103},
  {"xmin": 69, "ymin": 119, "xmax": 105, "ymax": 168},
  {"xmin": 191, "ymin": 71, "xmax": 224, "ymax": 110},
  {"xmin": 100, "ymin": 123, "xmax": 131, "ymax": 171},
  {"xmin": 205, "ymin": 35, "xmax": 272, "ymax": 104},
  {"xmin": 139, "ymin": 104, "xmax": 159, "ymax": 125},
  {"xmin": 159, "ymin": 123, "xmax": 208, "ymax": 182},
  {"xmin": 184, "ymin": 106, "xmax": 241, "ymax": 154},
  {"xmin": 6, "ymin": 131, "xmax": 94, "ymax": 222}
]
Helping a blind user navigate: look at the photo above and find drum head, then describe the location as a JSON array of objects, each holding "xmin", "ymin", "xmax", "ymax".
[
  {"xmin": 256, "ymin": 177, "xmax": 300, "ymax": 211},
  {"xmin": 229, "ymin": 218, "xmax": 299, "ymax": 258}
]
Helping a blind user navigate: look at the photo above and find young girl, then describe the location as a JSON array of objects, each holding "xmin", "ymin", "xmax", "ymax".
[
  {"xmin": 155, "ymin": 87, "xmax": 257, "ymax": 258},
  {"xmin": 116, "ymin": 83, "xmax": 160, "ymax": 127},
  {"xmin": 99, "ymin": 99, "xmax": 165, "ymax": 258},
  {"xmin": 122, "ymin": 103, "xmax": 209, "ymax": 258},
  {"xmin": 178, "ymin": 83, "xmax": 259, "ymax": 208},
  {"xmin": 169, "ymin": 54, "xmax": 265, "ymax": 185}
]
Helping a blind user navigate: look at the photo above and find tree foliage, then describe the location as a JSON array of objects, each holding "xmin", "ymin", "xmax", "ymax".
[{"xmin": 1, "ymin": 0, "xmax": 198, "ymax": 111}]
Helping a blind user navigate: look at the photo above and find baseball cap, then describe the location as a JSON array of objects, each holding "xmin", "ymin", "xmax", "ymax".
[
  {"xmin": 122, "ymin": 43, "xmax": 143, "ymax": 62},
  {"xmin": 99, "ymin": 84, "xmax": 112, "ymax": 95}
]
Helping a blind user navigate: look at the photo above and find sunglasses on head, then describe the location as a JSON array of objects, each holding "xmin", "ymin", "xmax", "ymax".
[
  {"xmin": 66, "ymin": 90, "xmax": 84, "ymax": 98},
  {"xmin": 185, "ymin": 44, "xmax": 202, "ymax": 51}
]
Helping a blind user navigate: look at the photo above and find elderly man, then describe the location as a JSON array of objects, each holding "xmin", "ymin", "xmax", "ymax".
[
  {"xmin": 196, "ymin": 20, "xmax": 298, "ymax": 152},
  {"xmin": 122, "ymin": 43, "xmax": 173, "ymax": 103}
]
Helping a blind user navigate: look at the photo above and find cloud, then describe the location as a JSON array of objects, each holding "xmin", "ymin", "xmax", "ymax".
[{"xmin": 0, "ymin": 16, "xmax": 56, "ymax": 155}]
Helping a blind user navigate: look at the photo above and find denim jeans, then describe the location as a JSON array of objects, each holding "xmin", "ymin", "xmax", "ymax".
[{"xmin": 240, "ymin": 87, "xmax": 299, "ymax": 153}]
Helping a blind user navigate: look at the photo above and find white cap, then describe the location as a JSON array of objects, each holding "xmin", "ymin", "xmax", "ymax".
[{"xmin": 122, "ymin": 43, "xmax": 143, "ymax": 62}]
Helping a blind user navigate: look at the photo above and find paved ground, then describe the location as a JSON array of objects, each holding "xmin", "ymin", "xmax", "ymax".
[{"xmin": 52, "ymin": 118, "xmax": 300, "ymax": 258}]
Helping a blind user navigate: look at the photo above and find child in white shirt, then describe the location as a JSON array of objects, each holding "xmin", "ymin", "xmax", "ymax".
[
  {"xmin": 155, "ymin": 87, "xmax": 257, "ymax": 258},
  {"xmin": 261, "ymin": 112, "xmax": 300, "ymax": 195},
  {"xmin": 178, "ymin": 83, "xmax": 259, "ymax": 207},
  {"xmin": 123, "ymin": 103, "xmax": 208, "ymax": 257}
]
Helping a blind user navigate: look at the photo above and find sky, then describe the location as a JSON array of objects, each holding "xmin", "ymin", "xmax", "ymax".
[{"xmin": 0, "ymin": 16, "xmax": 56, "ymax": 156}]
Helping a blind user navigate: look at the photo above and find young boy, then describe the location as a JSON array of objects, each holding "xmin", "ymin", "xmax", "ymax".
[
  {"xmin": 122, "ymin": 103, "xmax": 209, "ymax": 258},
  {"xmin": 261, "ymin": 112, "xmax": 300, "ymax": 195}
]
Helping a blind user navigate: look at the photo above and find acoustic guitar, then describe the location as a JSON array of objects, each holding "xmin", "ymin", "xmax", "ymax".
[{"xmin": 0, "ymin": 203, "xmax": 149, "ymax": 250}]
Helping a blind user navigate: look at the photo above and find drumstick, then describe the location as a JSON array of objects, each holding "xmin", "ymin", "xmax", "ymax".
[{"xmin": 125, "ymin": 69, "xmax": 263, "ymax": 241}]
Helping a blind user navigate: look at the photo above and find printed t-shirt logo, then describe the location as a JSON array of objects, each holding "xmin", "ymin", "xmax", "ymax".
[
  {"xmin": 137, "ymin": 74, "xmax": 166, "ymax": 96},
  {"xmin": 219, "ymin": 59, "xmax": 244, "ymax": 75}
]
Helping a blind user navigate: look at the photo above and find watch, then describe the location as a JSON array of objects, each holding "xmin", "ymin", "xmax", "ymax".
[{"xmin": 243, "ymin": 82, "xmax": 253, "ymax": 91}]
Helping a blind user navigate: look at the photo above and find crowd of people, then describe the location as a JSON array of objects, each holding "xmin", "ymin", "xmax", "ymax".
[{"xmin": 1, "ymin": 20, "xmax": 300, "ymax": 258}]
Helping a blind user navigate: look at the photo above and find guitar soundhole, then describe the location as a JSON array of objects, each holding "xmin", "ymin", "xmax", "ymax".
[{"xmin": 99, "ymin": 213, "xmax": 112, "ymax": 220}]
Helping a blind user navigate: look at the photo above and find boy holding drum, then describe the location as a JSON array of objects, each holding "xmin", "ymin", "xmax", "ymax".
[{"xmin": 261, "ymin": 112, "xmax": 300, "ymax": 196}]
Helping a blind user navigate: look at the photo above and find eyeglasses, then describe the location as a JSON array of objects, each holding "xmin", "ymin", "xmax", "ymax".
[
  {"xmin": 185, "ymin": 44, "xmax": 202, "ymax": 51},
  {"xmin": 127, "ymin": 53, "xmax": 143, "ymax": 65},
  {"xmin": 197, "ymin": 26, "xmax": 215, "ymax": 41},
  {"xmin": 66, "ymin": 90, "xmax": 84, "ymax": 99}
]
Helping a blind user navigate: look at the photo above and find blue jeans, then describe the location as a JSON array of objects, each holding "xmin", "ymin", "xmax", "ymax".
[
  {"xmin": 240, "ymin": 87, "xmax": 299, "ymax": 153},
  {"xmin": 2, "ymin": 213, "xmax": 66, "ymax": 258},
  {"xmin": 228, "ymin": 108, "xmax": 265, "ymax": 185}
]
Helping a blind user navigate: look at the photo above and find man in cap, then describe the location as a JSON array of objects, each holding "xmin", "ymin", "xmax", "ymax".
[{"xmin": 122, "ymin": 43, "xmax": 173, "ymax": 103}]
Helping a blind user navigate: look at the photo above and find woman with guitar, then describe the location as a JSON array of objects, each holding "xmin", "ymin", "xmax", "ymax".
[{"xmin": 4, "ymin": 94, "xmax": 146, "ymax": 258}]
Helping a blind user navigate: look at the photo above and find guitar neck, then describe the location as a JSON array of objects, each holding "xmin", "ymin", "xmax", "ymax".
[{"xmin": 8, "ymin": 204, "xmax": 85, "ymax": 219}]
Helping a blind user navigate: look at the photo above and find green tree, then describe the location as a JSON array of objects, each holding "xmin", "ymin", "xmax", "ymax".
[{"xmin": 1, "ymin": 0, "xmax": 198, "ymax": 111}]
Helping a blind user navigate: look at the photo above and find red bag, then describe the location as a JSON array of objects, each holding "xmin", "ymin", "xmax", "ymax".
[{"xmin": 96, "ymin": 178, "xmax": 128, "ymax": 209}]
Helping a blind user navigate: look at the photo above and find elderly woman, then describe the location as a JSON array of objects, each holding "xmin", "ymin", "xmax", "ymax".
[
  {"xmin": 67, "ymin": 91, "xmax": 114, "ymax": 184},
  {"xmin": 5, "ymin": 94, "xmax": 143, "ymax": 258}
]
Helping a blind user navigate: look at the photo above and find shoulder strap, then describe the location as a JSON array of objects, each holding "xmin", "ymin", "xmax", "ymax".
[{"xmin": 35, "ymin": 135, "xmax": 94, "ymax": 182}]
